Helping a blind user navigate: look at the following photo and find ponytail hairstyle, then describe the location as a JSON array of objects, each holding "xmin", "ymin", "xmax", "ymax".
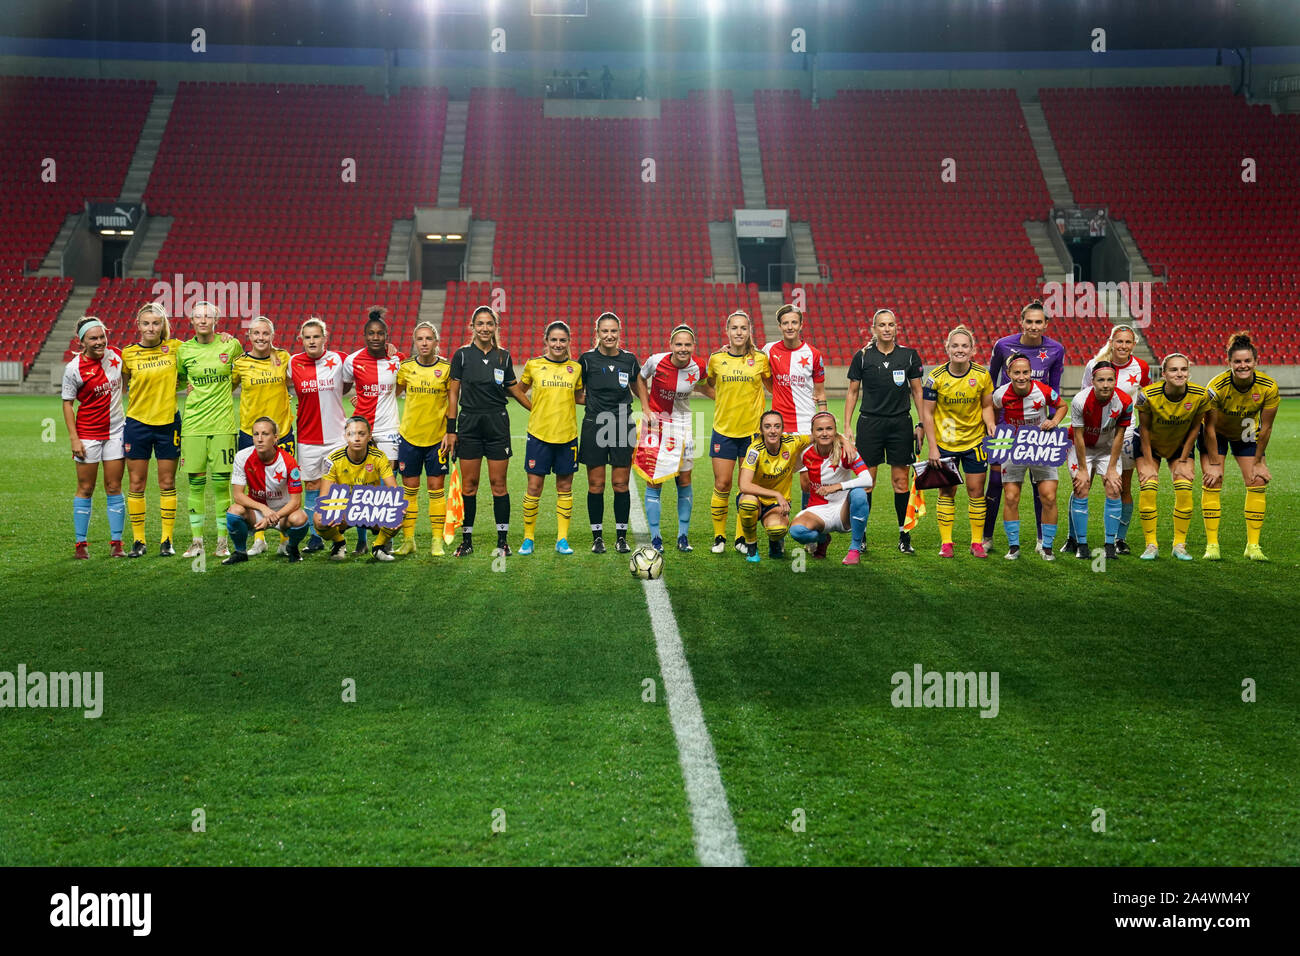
[
  {"xmin": 863, "ymin": 307, "xmax": 895, "ymax": 354},
  {"xmin": 810, "ymin": 410, "xmax": 844, "ymax": 465},
  {"xmin": 1160, "ymin": 352, "xmax": 1191, "ymax": 374},
  {"xmin": 1090, "ymin": 323, "xmax": 1136, "ymax": 367},
  {"xmin": 364, "ymin": 305, "xmax": 389, "ymax": 330},
  {"xmin": 669, "ymin": 323, "xmax": 696, "ymax": 345},
  {"xmin": 300, "ymin": 315, "xmax": 328, "ymax": 338},
  {"xmin": 343, "ymin": 414, "xmax": 379, "ymax": 452},
  {"xmin": 945, "ymin": 324, "xmax": 976, "ymax": 355},
  {"xmin": 1006, "ymin": 352, "xmax": 1033, "ymax": 374},
  {"xmin": 1226, "ymin": 330, "xmax": 1257, "ymax": 362},
  {"xmin": 412, "ymin": 320, "xmax": 439, "ymax": 359},
  {"xmin": 135, "ymin": 301, "xmax": 172, "ymax": 342},
  {"xmin": 1020, "ymin": 299, "xmax": 1047, "ymax": 321},
  {"xmin": 469, "ymin": 305, "xmax": 500, "ymax": 349},
  {"xmin": 722, "ymin": 310, "xmax": 757, "ymax": 357},
  {"xmin": 544, "ymin": 320, "xmax": 571, "ymax": 361},
  {"xmin": 593, "ymin": 311, "xmax": 621, "ymax": 351},
  {"xmin": 757, "ymin": 408, "xmax": 785, "ymax": 445},
  {"xmin": 76, "ymin": 315, "xmax": 106, "ymax": 343}
]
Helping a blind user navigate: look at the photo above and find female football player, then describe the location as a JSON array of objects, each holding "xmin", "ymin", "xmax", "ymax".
[
  {"xmin": 577, "ymin": 312, "xmax": 646, "ymax": 554},
  {"xmin": 635, "ymin": 324, "xmax": 715, "ymax": 552},
  {"xmin": 920, "ymin": 325, "xmax": 996, "ymax": 558},
  {"xmin": 788, "ymin": 411, "xmax": 874, "ymax": 566},
  {"xmin": 121, "ymin": 302, "xmax": 183, "ymax": 558},
  {"xmin": 705, "ymin": 310, "xmax": 770, "ymax": 554},
  {"xmin": 231, "ymin": 315, "xmax": 294, "ymax": 555},
  {"xmin": 394, "ymin": 321, "xmax": 452, "ymax": 556},
  {"xmin": 1134, "ymin": 353, "xmax": 1211, "ymax": 560},
  {"xmin": 1066, "ymin": 324, "xmax": 1150, "ymax": 554},
  {"xmin": 315, "ymin": 416, "xmax": 401, "ymax": 561},
  {"xmin": 518, "ymin": 321, "xmax": 584, "ymax": 555},
  {"xmin": 223, "ymin": 417, "xmax": 310, "ymax": 564},
  {"xmin": 1200, "ymin": 331, "xmax": 1279, "ymax": 561},
  {"xmin": 843, "ymin": 307, "xmax": 925, "ymax": 554},
  {"xmin": 441, "ymin": 306, "xmax": 532, "ymax": 557},
  {"xmin": 992, "ymin": 353, "xmax": 1066, "ymax": 561},
  {"xmin": 63, "ymin": 316, "xmax": 127, "ymax": 558},
  {"xmin": 736, "ymin": 410, "xmax": 811, "ymax": 562},
  {"xmin": 343, "ymin": 307, "xmax": 405, "ymax": 554},
  {"xmin": 290, "ymin": 316, "xmax": 352, "ymax": 554},
  {"xmin": 1065, "ymin": 361, "xmax": 1132, "ymax": 561},
  {"xmin": 177, "ymin": 300, "xmax": 243, "ymax": 559}
]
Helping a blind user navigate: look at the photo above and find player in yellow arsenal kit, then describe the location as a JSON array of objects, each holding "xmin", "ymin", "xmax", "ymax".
[
  {"xmin": 231, "ymin": 316, "xmax": 294, "ymax": 555},
  {"xmin": 315, "ymin": 416, "xmax": 400, "ymax": 562},
  {"xmin": 735, "ymin": 409, "xmax": 811, "ymax": 562},
  {"xmin": 706, "ymin": 310, "xmax": 771, "ymax": 554},
  {"xmin": 394, "ymin": 321, "xmax": 453, "ymax": 556},
  {"xmin": 519, "ymin": 321, "xmax": 584, "ymax": 555},
  {"xmin": 1199, "ymin": 331, "xmax": 1280, "ymax": 561},
  {"xmin": 920, "ymin": 325, "xmax": 996, "ymax": 558},
  {"xmin": 121, "ymin": 302, "xmax": 183, "ymax": 557},
  {"xmin": 1134, "ymin": 353, "xmax": 1212, "ymax": 561}
]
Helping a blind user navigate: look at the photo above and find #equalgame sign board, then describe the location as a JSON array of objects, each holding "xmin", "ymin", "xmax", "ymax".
[
  {"xmin": 984, "ymin": 426, "xmax": 1071, "ymax": 467},
  {"xmin": 313, "ymin": 485, "xmax": 405, "ymax": 529}
]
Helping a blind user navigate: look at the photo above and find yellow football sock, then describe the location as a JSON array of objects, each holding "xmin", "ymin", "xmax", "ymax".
[
  {"xmin": 127, "ymin": 491, "xmax": 147, "ymax": 544},
  {"xmin": 522, "ymin": 493, "xmax": 540, "ymax": 540},
  {"xmin": 734, "ymin": 508, "xmax": 744, "ymax": 543},
  {"xmin": 429, "ymin": 488, "xmax": 446, "ymax": 541},
  {"xmin": 710, "ymin": 489, "xmax": 729, "ymax": 539},
  {"xmin": 1139, "ymin": 478, "xmax": 1159, "ymax": 545},
  {"xmin": 254, "ymin": 531, "xmax": 266, "ymax": 544},
  {"xmin": 556, "ymin": 492, "xmax": 572, "ymax": 542},
  {"xmin": 968, "ymin": 494, "xmax": 986, "ymax": 545},
  {"xmin": 1245, "ymin": 485, "xmax": 1266, "ymax": 546},
  {"xmin": 324, "ymin": 526, "xmax": 345, "ymax": 543},
  {"xmin": 738, "ymin": 497, "xmax": 760, "ymax": 544},
  {"xmin": 937, "ymin": 495, "xmax": 955, "ymax": 545},
  {"xmin": 374, "ymin": 528, "xmax": 393, "ymax": 548},
  {"xmin": 160, "ymin": 489, "xmax": 177, "ymax": 542},
  {"xmin": 1200, "ymin": 485, "xmax": 1221, "ymax": 547},
  {"xmin": 402, "ymin": 485, "xmax": 419, "ymax": 541},
  {"xmin": 1172, "ymin": 479, "xmax": 1193, "ymax": 546},
  {"xmin": 767, "ymin": 520, "xmax": 788, "ymax": 544}
]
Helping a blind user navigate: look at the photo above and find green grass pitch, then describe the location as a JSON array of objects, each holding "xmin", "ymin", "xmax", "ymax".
[{"xmin": 0, "ymin": 394, "xmax": 1296, "ymax": 865}]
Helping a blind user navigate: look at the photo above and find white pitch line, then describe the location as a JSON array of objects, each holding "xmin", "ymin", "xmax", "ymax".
[{"xmin": 629, "ymin": 475, "xmax": 746, "ymax": 867}]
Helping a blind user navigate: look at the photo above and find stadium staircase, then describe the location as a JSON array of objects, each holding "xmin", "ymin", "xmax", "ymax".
[
  {"xmin": 381, "ymin": 219, "xmax": 414, "ymax": 280},
  {"xmin": 437, "ymin": 100, "xmax": 468, "ymax": 207},
  {"xmin": 22, "ymin": 285, "xmax": 97, "ymax": 392},
  {"xmin": 33, "ymin": 214, "xmax": 82, "ymax": 278},
  {"xmin": 1018, "ymin": 94, "xmax": 1074, "ymax": 206},
  {"xmin": 790, "ymin": 221, "xmax": 822, "ymax": 285},
  {"xmin": 707, "ymin": 221, "xmax": 739, "ymax": 284},
  {"xmin": 119, "ymin": 91, "xmax": 174, "ymax": 204},
  {"xmin": 757, "ymin": 290, "xmax": 785, "ymax": 341},
  {"xmin": 733, "ymin": 100, "xmax": 767, "ymax": 207},
  {"xmin": 125, "ymin": 216, "xmax": 173, "ymax": 278},
  {"xmin": 465, "ymin": 220, "xmax": 496, "ymax": 281},
  {"xmin": 418, "ymin": 288, "xmax": 446, "ymax": 337}
]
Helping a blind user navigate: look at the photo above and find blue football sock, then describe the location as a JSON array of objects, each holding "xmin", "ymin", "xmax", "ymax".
[
  {"xmin": 676, "ymin": 483, "xmax": 693, "ymax": 537},
  {"xmin": 105, "ymin": 492, "xmax": 125, "ymax": 540},
  {"xmin": 645, "ymin": 484, "xmax": 662, "ymax": 541},
  {"xmin": 304, "ymin": 489, "xmax": 320, "ymax": 537},
  {"xmin": 1118, "ymin": 500, "xmax": 1134, "ymax": 539},
  {"xmin": 287, "ymin": 521, "xmax": 308, "ymax": 545},
  {"xmin": 790, "ymin": 524, "xmax": 820, "ymax": 545},
  {"xmin": 1104, "ymin": 497, "xmax": 1122, "ymax": 544},
  {"xmin": 1070, "ymin": 497, "xmax": 1089, "ymax": 544},
  {"xmin": 73, "ymin": 496, "xmax": 92, "ymax": 542},
  {"xmin": 1041, "ymin": 522, "xmax": 1058, "ymax": 550},
  {"xmin": 1003, "ymin": 519, "xmax": 1021, "ymax": 548},
  {"xmin": 801, "ymin": 489, "xmax": 810, "ymax": 511},
  {"xmin": 848, "ymin": 486, "xmax": 869, "ymax": 550},
  {"xmin": 225, "ymin": 513, "xmax": 249, "ymax": 552}
]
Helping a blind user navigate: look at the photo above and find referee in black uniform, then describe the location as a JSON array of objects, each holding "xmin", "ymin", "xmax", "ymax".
[
  {"xmin": 844, "ymin": 308, "xmax": 925, "ymax": 553},
  {"xmin": 442, "ymin": 306, "xmax": 532, "ymax": 557},
  {"xmin": 577, "ymin": 312, "xmax": 649, "ymax": 554}
]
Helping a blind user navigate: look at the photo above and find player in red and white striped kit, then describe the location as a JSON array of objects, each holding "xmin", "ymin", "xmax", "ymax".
[
  {"xmin": 61, "ymin": 316, "xmax": 127, "ymax": 558},
  {"xmin": 290, "ymin": 316, "xmax": 351, "ymax": 552},
  {"xmin": 991, "ymin": 354, "xmax": 1066, "ymax": 560},
  {"xmin": 1074, "ymin": 324, "xmax": 1150, "ymax": 554},
  {"xmin": 1066, "ymin": 361, "xmax": 1133, "ymax": 561},
  {"xmin": 344, "ymin": 307, "xmax": 405, "ymax": 462},
  {"xmin": 763, "ymin": 304, "xmax": 827, "ymax": 439},
  {"xmin": 633, "ymin": 324, "xmax": 714, "ymax": 551},
  {"xmin": 222, "ymin": 416, "xmax": 310, "ymax": 564},
  {"xmin": 788, "ymin": 411, "xmax": 874, "ymax": 566}
]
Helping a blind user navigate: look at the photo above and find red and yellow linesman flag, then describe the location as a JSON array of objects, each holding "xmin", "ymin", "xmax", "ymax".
[
  {"xmin": 443, "ymin": 461, "xmax": 464, "ymax": 543},
  {"xmin": 903, "ymin": 470, "xmax": 927, "ymax": 531}
]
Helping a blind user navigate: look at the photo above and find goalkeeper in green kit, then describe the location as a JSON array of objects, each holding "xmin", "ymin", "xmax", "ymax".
[{"xmin": 177, "ymin": 300, "xmax": 243, "ymax": 557}]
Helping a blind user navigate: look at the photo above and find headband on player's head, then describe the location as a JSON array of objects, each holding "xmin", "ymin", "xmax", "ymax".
[
  {"xmin": 544, "ymin": 320, "xmax": 570, "ymax": 336},
  {"xmin": 1007, "ymin": 351, "xmax": 1033, "ymax": 369},
  {"xmin": 472, "ymin": 305, "xmax": 498, "ymax": 323},
  {"xmin": 1091, "ymin": 360, "xmax": 1116, "ymax": 374},
  {"xmin": 413, "ymin": 319, "xmax": 438, "ymax": 339},
  {"xmin": 596, "ymin": 311, "xmax": 620, "ymax": 327},
  {"xmin": 811, "ymin": 410, "xmax": 837, "ymax": 428},
  {"xmin": 726, "ymin": 309, "xmax": 750, "ymax": 321},
  {"xmin": 872, "ymin": 307, "xmax": 896, "ymax": 320},
  {"xmin": 78, "ymin": 317, "xmax": 106, "ymax": 341},
  {"xmin": 1111, "ymin": 324, "xmax": 1136, "ymax": 337},
  {"xmin": 670, "ymin": 323, "xmax": 695, "ymax": 340}
]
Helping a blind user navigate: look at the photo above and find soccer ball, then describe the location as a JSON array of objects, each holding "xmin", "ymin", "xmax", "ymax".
[{"xmin": 629, "ymin": 545, "xmax": 664, "ymax": 580}]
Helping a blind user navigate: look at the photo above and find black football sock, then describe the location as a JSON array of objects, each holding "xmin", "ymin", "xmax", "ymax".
[
  {"xmin": 614, "ymin": 489, "xmax": 630, "ymax": 535},
  {"xmin": 494, "ymin": 493, "xmax": 510, "ymax": 546},
  {"xmin": 588, "ymin": 492, "xmax": 603, "ymax": 536},
  {"xmin": 894, "ymin": 490, "xmax": 909, "ymax": 530},
  {"xmin": 462, "ymin": 494, "xmax": 477, "ymax": 542}
]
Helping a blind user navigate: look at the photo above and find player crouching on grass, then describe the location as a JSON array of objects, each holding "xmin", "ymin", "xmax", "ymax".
[
  {"xmin": 223, "ymin": 417, "xmax": 310, "ymax": 564},
  {"xmin": 992, "ymin": 353, "xmax": 1066, "ymax": 561},
  {"xmin": 736, "ymin": 410, "xmax": 810, "ymax": 563},
  {"xmin": 314, "ymin": 416, "xmax": 401, "ymax": 562},
  {"xmin": 788, "ymin": 411, "xmax": 874, "ymax": 566}
]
